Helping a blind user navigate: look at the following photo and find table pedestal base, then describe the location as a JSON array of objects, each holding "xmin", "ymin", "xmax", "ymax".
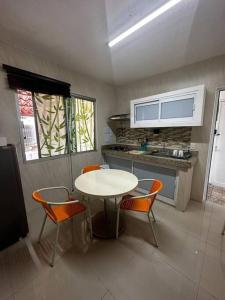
[{"xmin": 92, "ymin": 211, "xmax": 124, "ymax": 239}]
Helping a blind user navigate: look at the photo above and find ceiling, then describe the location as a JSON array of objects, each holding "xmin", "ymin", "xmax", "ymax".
[{"xmin": 0, "ymin": 0, "xmax": 225, "ymax": 85}]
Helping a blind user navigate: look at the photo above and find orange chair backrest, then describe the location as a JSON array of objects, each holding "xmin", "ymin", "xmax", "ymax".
[
  {"xmin": 32, "ymin": 191, "xmax": 57, "ymax": 221},
  {"xmin": 148, "ymin": 179, "xmax": 163, "ymax": 211},
  {"xmin": 82, "ymin": 164, "xmax": 101, "ymax": 174}
]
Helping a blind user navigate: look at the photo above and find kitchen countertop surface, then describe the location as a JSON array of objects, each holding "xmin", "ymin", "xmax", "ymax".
[{"xmin": 102, "ymin": 145, "xmax": 197, "ymax": 171}]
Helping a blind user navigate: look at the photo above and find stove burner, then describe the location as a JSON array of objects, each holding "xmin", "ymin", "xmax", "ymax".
[{"xmin": 110, "ymin": 145, "xmax": 130, "ymax": 152}]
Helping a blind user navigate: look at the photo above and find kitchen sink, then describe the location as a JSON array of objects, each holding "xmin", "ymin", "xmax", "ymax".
[
  {"xmin": 146, "ymin": 151, "xmax": 171, "ymax": 158},
  {"xmin": 145, "ymin": 151, "xmax": 192, "ymax": 160}
]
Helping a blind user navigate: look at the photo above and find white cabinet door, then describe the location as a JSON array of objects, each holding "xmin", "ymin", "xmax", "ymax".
[
  {"xmin": 133, "ymin": 100, "xmax": 160, "ymax": 127},
  {"xmin": 161, "ymin": 98, "xmax": 194, "ymax": 119},
  {"xmin": 159, "ymin": 94, "xmax": 196, "ymax": 126},
  {"xmin": 133, "ymin": 161, "xmax": 176, "ymax": 205},
  {"xmin": 135, "ymin": 101, "xmax": 159, "ymax": 121},
  {"xmin": 130, "ymin": 85, "xmax": 205, "ymax": 128},
  {"xmin": 105, "ymin": 155, "xmax": 132, "ymax": 173}
]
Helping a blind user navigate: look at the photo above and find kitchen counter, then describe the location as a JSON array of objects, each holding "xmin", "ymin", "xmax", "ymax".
[
  {"xmin": 102, "ymin": 144, "xmax": 198, "ymax": 211},
  {"xmin": 102, "ymin": 145, "xmax": 197, "ymax": 171}
]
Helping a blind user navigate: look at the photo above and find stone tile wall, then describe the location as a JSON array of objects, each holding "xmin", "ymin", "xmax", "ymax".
[{"xmin": 116, "ymin": 127, "xmax": 192, "ymax": 148}]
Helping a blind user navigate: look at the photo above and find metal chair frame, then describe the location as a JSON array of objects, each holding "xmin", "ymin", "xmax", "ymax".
[
  {"xmin": 116, "ymin": 179, "xmax": 161, "ymax": 247},
  {"xmin": 35, "ymin": 186, "xmax": 91, "ymax": 267},
  {"xmin": 222, "ymin": 222, "xmax": 225, "ymax": 235}
]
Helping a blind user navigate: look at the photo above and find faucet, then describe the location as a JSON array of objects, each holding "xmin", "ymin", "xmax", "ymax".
[{"xmin": 139, "ymin": 138, "xmax": 148, "ymax": 151}]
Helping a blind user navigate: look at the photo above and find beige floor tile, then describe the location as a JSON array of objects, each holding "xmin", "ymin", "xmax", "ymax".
[
  {"xmin": 206, "ymin": 228, "xmax": 225, "ymax": 251},
  {"xmin": 209, "ymin": 217, "xmax": 225, "ymax": 235},
  {"xmin": 197, "ymin": 287, "xmax": 218, "ymax": 300},
  {"xmin": 5, "ymin": 241, "xmax": 40, "ymax": 293},
  {"xmin": 81, "ymin": 239, "xmax": 136, "ymax": 288},
  {"xmin": 14, "ymin": 248, "xmax": 107, "ymax": 300},
  {"xmin": 118, "ymin": 233, "xmax": 155, "ymax": 261},
  {"xmin": 3, "ymin": 297, "xmax": 15, "ymax": 300},
  {"xmin": 13, "ymin": 282, "xmax": 45, "ymax": 300},
  {"xmin": 102, "ymin": 291, "xmax": 116, "ymax": 300},
  {"xmin": 152, "ymin": 242, "xmax": 204, "ymax": 283},
  {"xmin": 107, "ymin": 254, "xmax": 197, "ymax": 300},
  {"xmin": 199, "ymin": 243, "xmax": 225, "ymax": 300},
  {"xmin": 211, "ymin": 204, "xmax": 225, "ymax": 220},
  {"xmin": 0, "ymin": 250, "xmax": 13, "ymax": 300},
  {"xmin": 154, "ymin": 200, "xmax": 209, "ymax": 240},
  {"xmin": 204, "ymin": 242, "xmax": 225, "ymax": 260}
]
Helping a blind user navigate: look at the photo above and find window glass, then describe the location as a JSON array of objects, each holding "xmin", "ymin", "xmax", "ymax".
[
  {"xmin": 17, "ymin": 89, "xmax": 39, "ymax": 161},
  {"xmin": 69, "ymin": 97, "xmax": 95, "ymax": 152},
  {"xmin": 135, "ymin": 103, "xmax": 159, "ymax": 121},
  {"xmin": 161, "ymin": 98, "xmax": 194, "ymax": 119},
  {"xmin": 33, "ymin": 93, "xmax": 67, "ymax": 157}
]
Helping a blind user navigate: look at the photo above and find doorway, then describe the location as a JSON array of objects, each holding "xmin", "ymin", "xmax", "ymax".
[{"xmin": 207, "ymin": 90, "xmax": 225, "ymax": 205}]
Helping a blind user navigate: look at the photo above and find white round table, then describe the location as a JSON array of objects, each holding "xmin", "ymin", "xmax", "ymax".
[{"xmin": 75, "ymin": 169, "xmax": 138, "ymax": 238}]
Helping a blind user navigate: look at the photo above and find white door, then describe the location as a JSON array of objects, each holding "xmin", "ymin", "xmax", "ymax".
[{"xmin": 209, "ymin": 91, "xmax": 225, "ymax": 188}]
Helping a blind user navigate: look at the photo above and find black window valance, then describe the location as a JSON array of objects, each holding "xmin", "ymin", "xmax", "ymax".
[{"xmin": 2, "ymin": 64, "xmax": 70, "ymax": 97}]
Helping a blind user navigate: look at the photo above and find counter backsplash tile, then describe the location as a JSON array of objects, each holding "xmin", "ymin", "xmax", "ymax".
[{"xmin": 116, "ymin": 127, "xmax": 192, "ymax": 149}]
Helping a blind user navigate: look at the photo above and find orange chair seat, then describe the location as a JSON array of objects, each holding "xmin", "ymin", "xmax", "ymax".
[
  {"xmin": 82, "ymin": 164, "xmax": 101, "ymax": 174},
  {"xmin": 46, "ymin": 201, "xmax": 86, "ymax": 223},
  {"xmin": 120, "ymin": 194, "xmax": 152, "ymax": 213}
]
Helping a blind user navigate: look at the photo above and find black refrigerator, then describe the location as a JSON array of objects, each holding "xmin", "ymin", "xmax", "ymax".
[{"xmin": 0, "ymin": 144, "xmax": 29, "ymax": 250}]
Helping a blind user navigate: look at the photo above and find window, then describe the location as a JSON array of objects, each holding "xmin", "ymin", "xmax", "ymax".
[
  {"xmin": 68, "ymin": 96, "xmax": 95, "ymax": 153},
  {"xmin": 18, "ymin": 90, "xmax": 39, "ymax": 160},
  {"xmin": 17, "ymin": 90, "xmax": 96, "ymax": 161},
  {"xmin": 34, "ymin": 93, "xmax": 67, "ymax": 157}
]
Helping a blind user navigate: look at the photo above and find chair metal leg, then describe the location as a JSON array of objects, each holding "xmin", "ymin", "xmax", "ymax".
[
  {"xmin": 222, "ymin": 221, "xmax": 225, "ymax": 235},
  {"xmin": 83, "ymin": 212, "xmax": 87, "ymax": 234},
  {"xmin": 148, "ymin": 213, "xmax": 158, "ymax": 248},
  {"xmin": 38, "ymin": 214, "xmax": 47, "ymax": 243},
  {"xmin": 50, "ymin": 223, "xmax": 60, "ymax": 267},
  {"xmin": 87, "ymin": 199, "xmax": 93, "ymax": 239},
  {"xmin": 82, "ymin": 212, "xmax": 88, "ymax": 243},
  {"xmin": 70, "ymin": 218, "xmax": 74, "ymax": 244},
  {"xmin": 104, "ymin": 198, "xmax": 108, "ymax": 219},
  {"xmin": 116, "ymin": 206, "xmax": 120, "ymax": 239},
  {"xmin": 114, "ymin": 197, "xmax": 117, "ymax": 210},
  {"xmin": 151, "ymin": 209, "xmax": 156, "ymax": 222}
]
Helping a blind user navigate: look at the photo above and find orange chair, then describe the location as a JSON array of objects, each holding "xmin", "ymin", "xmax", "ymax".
[
  {"xmin": 81, "ymin": 164, "xmax": 101, "ymax": 174},
  {"xmin": 116, "ymin": 179, "xmax": 163, "ymax": 247},
  {"xmin": 32, "ymin": 186, "xmax": 87, "ymax": 266}
]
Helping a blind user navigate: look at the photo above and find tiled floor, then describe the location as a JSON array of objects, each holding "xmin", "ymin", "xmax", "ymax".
[
  {"xmin": 207, "ymin": 184, "xmax": 225, "ymax": 206},
  {"xmin": 1, "ymin": 199, "xmax": 225, "ymax": 300}
]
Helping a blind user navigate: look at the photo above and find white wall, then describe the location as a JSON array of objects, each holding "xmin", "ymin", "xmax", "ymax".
[
  {"xmin": 115, "ymin": 55, "xmax": 225, "ymax": 202},
  {"xmin": 0, "ymin": 42, "xmax": 116, "ymax": 238}
]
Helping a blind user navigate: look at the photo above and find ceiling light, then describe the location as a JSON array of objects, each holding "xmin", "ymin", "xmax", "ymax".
[{"xmin": 108, "ymin": 0, "xmax": 184, "ymax": 47}]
